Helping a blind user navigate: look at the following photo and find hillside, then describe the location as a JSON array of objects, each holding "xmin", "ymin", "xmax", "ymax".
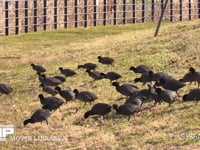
[{"xmin": 0, "ymin": 20, "xmax": 200, "ymax": 149}]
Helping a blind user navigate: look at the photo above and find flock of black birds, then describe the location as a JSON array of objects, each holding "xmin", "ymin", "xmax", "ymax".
[{"xmin": 0, "ymin": 56, "xmax": 200, "ymax": 126}]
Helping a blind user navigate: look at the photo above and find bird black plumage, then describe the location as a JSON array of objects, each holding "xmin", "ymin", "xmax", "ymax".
[
  {"xmin": 73, "ymin": 89, "xmax": 98, "ymax": 105},
  {"xmin": 113, "ymin": 103, "xmax": 141, "ymax": 121},
  {"xmin": 78, "ymin": 63, "xmax": 97, "ymax": 70},
  {"xmin": 129, "ymin": 65, "xmax": 153, "ymax": 74},
  {"xmin": 84, "ymin": 103, "xmax": 112, "ymax": 119},
  {"xmin": 55, "ymin": 86, "xmax": 75, "ymax": 102},
  {"xmin": 100, "ymin": 72, "xmax": 122, "ymax": 82},
  {"xmin": 112, "ymin": 82, "xmax": 139, "ymax": 97},
  {"xmin": 59, "ymin": 67, "xmax": 76, "ymax": 77},
  {"xmin": 97, "ymin": 56, "xmax": 114, "ymax": 65},
  {"xmin": 38, "ymin": 94, "xmax": 65, "ymax": 111},
  {"xmin": 0, "ymin": 83, "xmax": 13, "ymax": 96},
  {"xmin": 23, "ymin": 109, "xmax": 51, "ymax": 126},
  {"xmin": 31, "ymin": 63, "xmax": 46, "ymax": 74}
]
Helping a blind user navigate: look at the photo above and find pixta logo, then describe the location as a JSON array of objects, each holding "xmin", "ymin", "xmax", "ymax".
[{"xmin": 0, "ymin": 125, "xmax": 14, "ymax": 141}]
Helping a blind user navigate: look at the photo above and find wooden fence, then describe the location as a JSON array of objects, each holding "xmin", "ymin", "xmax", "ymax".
[{"xmin": 0, "ymin": 0, "xmax": 200, "ymax": 35}]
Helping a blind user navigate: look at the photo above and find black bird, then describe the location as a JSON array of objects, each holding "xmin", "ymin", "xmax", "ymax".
[
  {"xmin": 97, "ymin": 56, "xmax": 114, "ymax": 65},
  {"xmin": 84, "ymin": 103, "xmax": 112, "ymax": 119},
  {"xmin": 149, "ymin": 71, "xmax": 173, "ymax": 82},
  {"xmin": 125, "ymin": 96, "xmax": 143, "ymax": 107},
  {"xmin": 155, "ymin": 88, "xmax": 178, "ymax": 107},
  {"xmin": 113, "ymin": 103, "xmax": 141, "ymax": 121},
  {"xmin": 38, "ymin": 94, "xmax": 65, "ymax": 111},
  {"xmin": 31, "ymin": 63, "xmax": 46, "ymax": 74},
  {"xmin": 53, "ymin": 75, "xmax": 66, "ymax": 83},
  {"xmin": 154, "ymin": 78, "xmax": 185, "ymax": 92},
  {"xmin": 23, "ymin": 109, "xmax": 51, "ymax": 126},
  {"xmin": 183, "ymin": 88, "xmax": 200, "ymax": 103},
  {"xmin": 40, "ymin": 84, "xmax": 58, "ymax": 96},
  {"xmin": 59, "ymin": 67, "xmax": 76, "ymax": 77},
  {"xmin": 86, "ymin": 70, "xmax": 104, "ymax": 81},
  {"xmin": 129, "ymin": 65, "xmax": 153, "ymax": 74},
  {"xmin": 78, "ymin": 63, "xmax": 97, "ymax": 70},
  {"xmin": 180, "ymin": 67, "xmax": 200, "ymax": 87},
  {"xmin": 100, "ymin": 72, "xmax": 122, "ymax": 82},
  {"xmin": 73, "ymin": 89, "xmax": 98, "ymax": 105},
  {"xmin": 134, "ymin": 71, "xmax": 173, "ymax": 86},
  {"xmin": 111, "ymin": 82, "xmax": 139, "ymax": 97},
  {"xmin": 134, "ymin": 72, "xmax": 152, "ymax": 86},
  {"xmin": 39, "ymin": 74, "xmax": 62, "ymax": 86},
  {"xmin": 182, "ymin": 67, "xmax": 200, "ymax": 87},
  {"xmin": 55, "ymin": 86, "xmax": 75, "ymax": 102},
  {"xmin": 147, "ymin": 84, "xmax": 161, "ymax": 106},
  {"xmin": 0, "ymin": 83, "xmax": 13, "ymax": 96},
  {"xmin": 136, "ymin": 88, "xmax": 152, "ymax": 101}
]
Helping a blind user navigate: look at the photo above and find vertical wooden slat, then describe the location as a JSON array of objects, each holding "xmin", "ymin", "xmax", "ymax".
[
  {"xmin": 93, "ymin": 0, "xmax": 97, "ymax": 26},
  {"xmin": 54, "ymin": 0, "xmax": 57, "ymax": 29},
  {"xmin": 64, "ymin": 0, "xmax": 68, "ymax": 28},
  {"xmin": 113, "ymin": 0, "xmax": 117, "ymax": 25},
  {"xmin": 151, "ymin": 0, "xmax": 155, "ymax": 21},
  {"xmin": 170, "ymin": 0, "xmax": 173, "ymax": 22},
  {"xmin": 179, "ymin": 0, "xmax": 183, "ymax": 21},
  {"xmin": 84, "ymin": 0, "xmax": 88, "ymax": 27},
  {"xmin": 3, "ymin": 0, "xmax": 200, "ymax": 35},
  {"xmin": 15, "ymin": 1, "xmax": 19, "ymax": 34},
  {"xmin": 161, "ymin": 0, "xmax": 164, "ymax": 9},
  {"xmin": 103, "ymin": 0, "xmax": 107, "ymax": 25},
  {"xmin": 24, "ymin": 0, "xmax": 28, "ymax": 33},
  {"xmin": 188, "ymin": 0, "xmax": 192, "ymax": 20},
  {"xmin": 43, "ymin": 0, "xmax": 47, "ymax": 30},
  {"xmin": 5, "ymin": 1, "xmax": 9, "ymax": 35},
  {"xmin": 123, "ymin": 0, "xmax": 126, "ymax": 24},
  {"xmin": 198, "ymin": 0, "xmax": 200, "ymax": 18},
  {"xmin": 74, "ymin": 0, "xmax": 78, "ymax": 27},
  {"xmin": 132, "ymin": 0, "xmax": 136, "ymax": 23},
  {"xmin": 142, "ymin": 0, "xmax": 145, "ymax": 22},
  {"xmin": 33, "ymin": 0, "xmax": 37, "ymax": 32}
]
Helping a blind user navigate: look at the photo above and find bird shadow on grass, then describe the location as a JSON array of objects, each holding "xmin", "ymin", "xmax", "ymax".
[
  {"xmin": 72, "ymin": 113, "xmax": 127, "ymax": 126},
  {"xmin": 115, "ymin": 97, "xmax": 126, "ymax": 101}
]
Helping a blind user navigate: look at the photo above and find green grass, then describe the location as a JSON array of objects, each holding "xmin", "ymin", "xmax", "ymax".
[{"xmin": 0, "ymin": 21, "xmax": 200, "ymax": 149}]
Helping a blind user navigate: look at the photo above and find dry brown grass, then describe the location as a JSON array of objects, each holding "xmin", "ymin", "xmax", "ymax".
[{"xmin": 0, "ymin": 21, "xmax": 200, "ymax": 149}]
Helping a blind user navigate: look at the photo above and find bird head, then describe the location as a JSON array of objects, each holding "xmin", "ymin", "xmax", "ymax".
[
  {"xmin": 59, "ymin": 67, "xmax": 63, "ymax": 71},
  {"xmin": 134, "ymin": 78, "xmax": 141, "ymax": 83},
  {"xmin": 111, "ymin": 82, "xmax": 119, "ymax": 87},
  {"xmin": 155, "ymin": 88, "xmax": 162, "ymax": 94},
  {"xmin": 129, "ymin": 66, "xmax": 136, "ymax": 72},
  {"xmin": 55, "ymin": 86, "xmax": 61, "ymax": 91},
  {"xmin": 77, "ymin": 65, "xmax": 83, "ymax": 69},
  {"xmin": 189, "ymin": 67, "xmax": 195, "ymax": 73},
  {"xmin": 182, "ymin": 94, "xmax": 188, "ymax": 102},
  {"xmin": 23, "ymin": 119, "xmax": 31, "ymax": 126},
  {"xmin": 97, "ymin": 56, "xmax": 101, "ymax": 60},
  {"xmin": 112, "ymin": 104, "xmax": 118, "ymax": 110}
]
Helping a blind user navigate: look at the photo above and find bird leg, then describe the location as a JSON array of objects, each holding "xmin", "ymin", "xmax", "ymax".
[
  {"xmin": 82, "ymin": 102, "xmax": 87, "ymax": 107},
  {"xmin": 127, "ymin": 115, "xmax": 131, "ymax": 121},
  {"xmin": 45, "ymin": 120, "xmax": 48, "ymax": 125},
  {"xmin": 153, "ymin": 101, "xmax": 158, "ymax": 107},
  {"xmin": 195, "ymin": 100, "xmax": 198, "ymax": 105}
]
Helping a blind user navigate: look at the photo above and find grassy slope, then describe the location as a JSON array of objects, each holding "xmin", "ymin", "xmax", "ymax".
[{"xmin": 0, "ymin": 21, "xmax": 200, "ymax": 149}]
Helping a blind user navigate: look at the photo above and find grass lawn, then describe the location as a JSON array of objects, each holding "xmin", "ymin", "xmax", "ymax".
[{"xmin": 0, "ymin": 20, "xmax": 200, "ymax": 149}]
